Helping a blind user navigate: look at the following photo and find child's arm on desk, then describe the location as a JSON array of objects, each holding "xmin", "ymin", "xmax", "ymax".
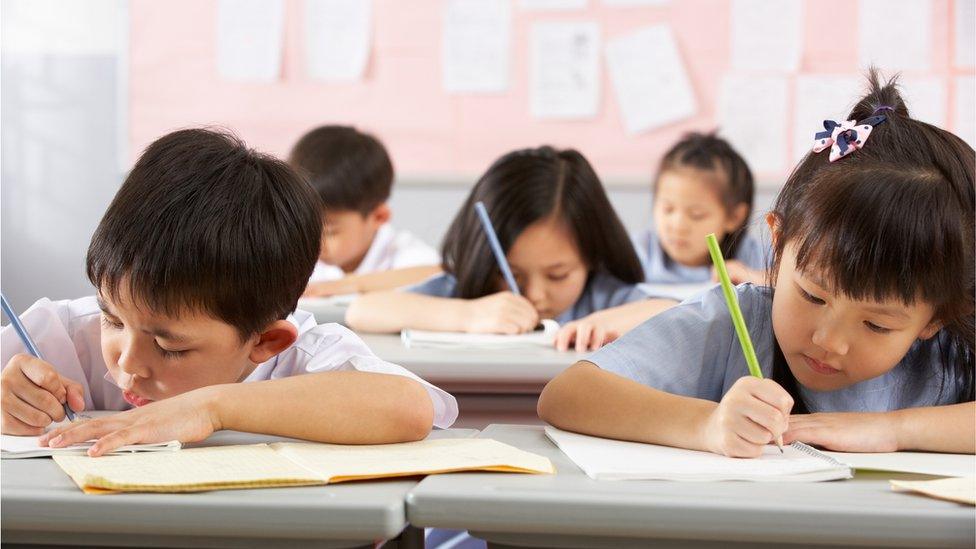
[
  {"xmin": 784, "ymin": 402, "xmax": 976, "ymax": 454},
  {"xmin": 304, "ymin": 265, "xmax": 442, "ymax": 297},
  {"xmin": 554, "ymin": 299, "xmax": 678, "ymax": 352},
  {"xmin": 41, "ymin": 371, "xmax": 435, "ymax": 456},
  {"xmin": 346, "ymin": 290, "xmax": 539, "ymax": 334},
  {"xmin": 538, "ymin": 361, "xmax": 792, "ymax": 458}
]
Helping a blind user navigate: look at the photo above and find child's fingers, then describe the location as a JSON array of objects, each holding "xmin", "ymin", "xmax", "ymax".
[
  {"xmin": 736, "ymin": 415, "xmax": 775, "ymax": 445},
  {"xmin": 89, "ymin": 427, "xmax": 142, "ymax": 457},
  {"xmin": 64, "ymin": 380, "xmax": 87, "ymax": 413},
  {"xmin": 4, "ymin": 391, "xmax": 56, "ymax": 428},
  {"xmin": 748, "ymin": 379, "xmax": 794, "ymax": 415},
  {"xmin": 44, "ymin": 417, "xmax": 113, "ymax": 448},
  {"xmin": 19, "ymin": 359, "xmax": 67, "ymax": 402},
  {"xmin": 729, "ymin": 434, "xmax": 765, "ymax": 458},
  {"xmin": 574, "ymin": 324, "xmax": 594, "ymax": 353},
  {"xmin": 1, "ymin": 411, "xmax": 45, "ymax": 436},
  {"xmin": 589, "ymin": 326, "xmax": 607, "ymax": 351},
  {"xmin": 743, "ymin": 401, "xmax": 788, "ymax": 440},
  {"xmin": 19, "ymin": 381, "xmax": 68, "ymax": 422},
  {"xmin": 554, "ymin": 324, "xmax": 577, "ymax": 351}
]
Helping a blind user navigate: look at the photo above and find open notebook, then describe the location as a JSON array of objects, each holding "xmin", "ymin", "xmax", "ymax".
[
  {"xmin": 401, "ymin": 319, "xmax": 560, "ymax": 349},
  {"xmin": 53, "ymin": 437, "xmax": 554, "ymax": 494},
  {"xmin": 823, "ymin": 451, "xmax": 976, "ymax": 478},
  {"xmin": 545, "ymin": 427, "xmax": 852, "ymax": 482}
]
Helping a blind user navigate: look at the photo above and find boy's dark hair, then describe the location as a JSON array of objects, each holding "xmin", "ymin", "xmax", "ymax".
[
  {"xmin": 288, "ymin": 125, "xmax": 394, "ymax": 215},
  {"xmin": 654, "ymin": 131, "xmax": 755, "ymax": 260},
  {"xmin": 441, "ymin": 146, "xmax": 644, "ymax": 299},
  {"xmin": 87, "ymin": 128, "xmax": 322, "ymax": 339},
  {"xmin": 769, "ymin": 69, "xmax": 975, "ymax": 406}
]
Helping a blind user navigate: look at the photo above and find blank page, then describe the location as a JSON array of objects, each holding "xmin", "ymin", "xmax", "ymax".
[
  {"xmin": 401, "ymin": 319, "xmax": 559, "ymax": 349},
  {"xmin": 545, "ymin": 427, "xmax": 851, "ymax": 482},
  {"xmin": 272, "ymin": 438, "xmax": 555, "ymax": 482}
]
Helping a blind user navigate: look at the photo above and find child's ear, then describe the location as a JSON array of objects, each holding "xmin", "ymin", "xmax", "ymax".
[
  {"xmin": 247, "ymin": 320, "xmax": 298, "ymax": 364},
  {"xmin": 368, "ymin": 203, "xmax": 391, "ymax": 226},
  {"xmin": 724, "ymin": 203, "xmax": 749, "ymax": 233},
  {"xmin": 765, "ymin": 213, "xmax": 781, "ymax": 247},
  {"xmin": 918, "ymin": 320, "xmax": 942, "ymax": 340}
]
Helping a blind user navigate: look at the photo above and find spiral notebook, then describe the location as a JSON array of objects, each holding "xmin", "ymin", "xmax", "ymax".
[
  {"xmin": 401, "ymin": 319, "xmax": 560, "ymax": 349},
  {"xmin": 545, "ymin": 427, "xmax": 852, "ymax": 482}
]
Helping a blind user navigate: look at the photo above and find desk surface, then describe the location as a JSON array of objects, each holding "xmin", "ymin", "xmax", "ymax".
[
  {"xmin": 360, "ymin": 334, "xmax": 584, "ymax": 393},
  {"xmin": 406, "ymin": 424, "xmax": 976, "ymax": 549},
  {"xmin": 2, "ymin": 427, "xmax": 477, "ymax": 549}
]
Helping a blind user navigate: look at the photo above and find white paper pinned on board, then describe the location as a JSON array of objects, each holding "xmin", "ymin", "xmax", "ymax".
[
  {"xmin": 899, "ymin": 76, "xmax": 946, "ymax": 127},
  {"xmin": 730, "ymin": 0, "xmax": 802, "ymax": 72},
  {"xmin": 304, "ymin": 0, "xmax": 372, "ymax": 82},
  {"xmin": 442, "ymin": 0, "xmax": 511, "ymax": 93},
  {"xmin": 605, "ymin": 25, "xmax": 696, "ymax": 134},
  {"xmin": 859, "ymin": 0, "xmax": 932, "ymax": 71},
  {"xmin": 529, "ymin": 21, "xmax": 601, "ymax": 119},
  {"xmin": 955, "ymin": 76, "xmax": 976, "ymax": 148},
  {"xmin": 793, "ymin": 75, "xmax": 862, "ymax": 162},
  {"xmin": 956, "ymin": 0, "xmax": 975, "ymax": 68},
  {"xmin": 216, "ymin": 0, "xmax": 285, "ymax": 82},
  {"xmin": 520, "ymin": 0, "xmax": 588, "ymax": 10},
  {"xmin": 718, "ymin": 75, "xmax": 789, "ymax": 175}
]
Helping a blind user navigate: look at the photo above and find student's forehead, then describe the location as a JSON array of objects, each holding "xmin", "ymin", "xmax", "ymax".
[{"xmin": 97, "ymin": 291, "xmax": 228, "ymax": 330}]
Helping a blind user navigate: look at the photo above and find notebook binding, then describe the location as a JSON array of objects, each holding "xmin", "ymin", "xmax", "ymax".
[{"xmin": 790, "ymin": 441, "xmax": 846, "ymax": 467}]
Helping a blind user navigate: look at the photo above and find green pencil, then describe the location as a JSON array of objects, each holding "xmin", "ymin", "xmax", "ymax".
[{"xmin": 706, "ymin": 233, "xmax": 784, "ymax": 452}]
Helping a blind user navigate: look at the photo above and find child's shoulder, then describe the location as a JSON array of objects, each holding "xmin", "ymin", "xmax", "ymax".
[{"xmin": 403, "ymin": 272, "xmax": 457, "ymax": 297}]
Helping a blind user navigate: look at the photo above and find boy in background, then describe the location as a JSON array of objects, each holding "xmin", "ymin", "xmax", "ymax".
[{"xmin": 289, "ymin": 126, "xmax": 440, "ymax": 297}]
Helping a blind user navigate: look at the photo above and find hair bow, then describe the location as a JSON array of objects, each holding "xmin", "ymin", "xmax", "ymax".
[{"xmin": 812, "ymin": 115, "xmax": 886, "ymax": 162}]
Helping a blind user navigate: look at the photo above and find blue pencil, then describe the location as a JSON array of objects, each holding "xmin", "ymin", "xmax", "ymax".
[
  {"xmin": 1, "ymin": 293, "xmax": 76, "ymax": 421},
  {"xmin": 474, "ymin": 201, "xmax": 521, "ymax": 296}
]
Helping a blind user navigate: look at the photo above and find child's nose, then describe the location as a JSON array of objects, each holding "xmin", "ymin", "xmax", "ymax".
[
  {"xmin": 811, "ymin": 323, "xmax": 849, "ymax": 356},
  {"xmin": 117, "ymin": 343, "xmax": 151, "ymax": 379}
]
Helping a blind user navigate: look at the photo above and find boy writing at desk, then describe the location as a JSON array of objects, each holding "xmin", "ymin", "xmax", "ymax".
[
  {"xmin": 290, "ymin": 125, "xmax": 441, "ymax": 297},
  {"xmin": 1, "ymin": 128, "xmax": 457, "ymax": 455}
]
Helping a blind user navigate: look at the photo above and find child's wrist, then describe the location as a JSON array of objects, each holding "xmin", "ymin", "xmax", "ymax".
[
  {"xmin": 888, "ymin": 409, "xmax": 909, "ymax": 451},
  {"xmin": 196, "ymin": 384, "xmax": 229, "ymax": 432}
]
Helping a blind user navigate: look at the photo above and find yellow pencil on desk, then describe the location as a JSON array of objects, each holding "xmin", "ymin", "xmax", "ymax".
[{"xmin": 705, "ymin": 233, "xmax": 784, "ymax": 453}]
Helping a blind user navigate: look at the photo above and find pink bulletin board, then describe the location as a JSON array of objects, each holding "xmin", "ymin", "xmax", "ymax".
[{"xmin": 129, "ymin": 0, "xmax": 973, "ymax": 185}]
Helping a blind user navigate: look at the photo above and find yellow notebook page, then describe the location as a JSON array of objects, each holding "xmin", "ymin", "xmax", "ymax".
[
  {"xmin": 891, "ymin": 477, "xmax": 976, "ymax": 506},
  {"xmin": 53, "ymin": 438, "xmax": 554, "ymax": 494},
  {"xmin": 54, "ymin": 444, "xmax": 324, "ymax": 494},
  {"xmin": 272, "ymin": 438, "xmax": 556, "ymax": 483}
]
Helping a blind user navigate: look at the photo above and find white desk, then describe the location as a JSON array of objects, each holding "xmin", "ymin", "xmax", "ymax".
[
  {"xmin": 406, "ymin": 424, "xmax": 976, "ymax": 548},
  {"xmin": 361, "ymin": 335, "xmax": 586, "ymax": 428},
  {"xmin": 2, "ymin": 427, "xmax": 477, "ymax": 548}
]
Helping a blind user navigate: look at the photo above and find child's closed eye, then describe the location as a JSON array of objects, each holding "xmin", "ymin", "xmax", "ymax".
[
  {"xmin": 100, "ymin": 315, "xmax": 123, "ymax": 330},
  {"xmin": 797, "ymin": 285, "xmax": 826, "ymax": 305},
  {"xmin": 154, "ymin": 341, "xmax": 188, "ymax": 359},
  {"xmin": 864, "ymin": 321, "xmax": 892, "ymax": 334}
]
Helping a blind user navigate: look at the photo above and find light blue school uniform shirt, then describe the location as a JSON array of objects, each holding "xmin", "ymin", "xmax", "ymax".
[
  {"xmin": 587, "ymin": 283, "xmax": 967, "ymax": 413},
  {"xmin": 632, "ymin": 227, "xmax": 769, "ymax": 284},
  {"xmin": 406, "ymin": 271, "xmax": 651, "ymax": 323}
]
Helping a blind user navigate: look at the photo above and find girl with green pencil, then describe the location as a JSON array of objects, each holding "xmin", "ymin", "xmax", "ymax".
[{"xmin": 539, "ymin": 71, "xmax": 974, "ymax": 458}]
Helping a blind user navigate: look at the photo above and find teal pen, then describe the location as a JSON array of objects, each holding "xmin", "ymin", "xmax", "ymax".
[{"xmin": 1, "ymin": 292, "xmax": 76, "ymax": 421}]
